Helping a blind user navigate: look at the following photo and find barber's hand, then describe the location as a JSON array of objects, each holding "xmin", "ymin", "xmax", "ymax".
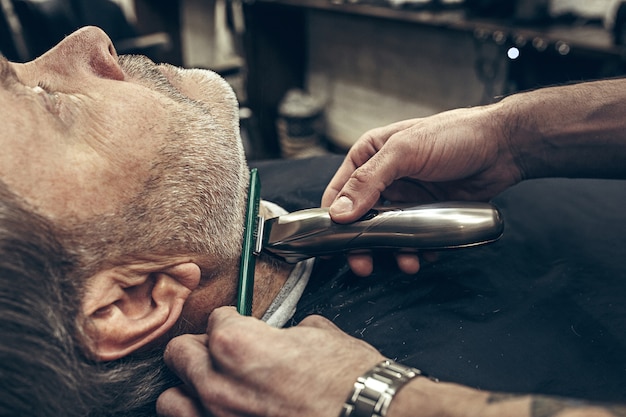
[
  {"xmin": 157, "ymin": 306, "xmax": 385, "ymax": 417},
  {"xmin": 322, "ymin": 106, "xmax": 521, "ymax": 277}
]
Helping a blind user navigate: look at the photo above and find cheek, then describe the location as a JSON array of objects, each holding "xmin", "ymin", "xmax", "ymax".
[
  {"xmin": 0, "ymin": 132, "xmax": 98, "ymax": 219},
  {"xmin": 50, "ymin": 107, "xmax": 167, "ymax": 218},
  {"xmin": 4, "ymin": 138, "xmax": 154, "ymax": 222}
]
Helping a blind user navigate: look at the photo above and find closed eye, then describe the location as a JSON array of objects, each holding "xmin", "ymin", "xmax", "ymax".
[{"xmin": 37, "ymin": 81, "xmax": 54, "ymax": 93}]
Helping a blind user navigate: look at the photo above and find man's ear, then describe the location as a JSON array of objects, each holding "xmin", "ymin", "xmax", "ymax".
[{"xmin": 82, "ymin": 262, "xmax": 201, "ymax": 361}]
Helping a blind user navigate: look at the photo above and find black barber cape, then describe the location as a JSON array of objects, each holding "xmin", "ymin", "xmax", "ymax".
[{"xmin": 251, "ymin": 155, "xmax": 626, "ymax": 403}]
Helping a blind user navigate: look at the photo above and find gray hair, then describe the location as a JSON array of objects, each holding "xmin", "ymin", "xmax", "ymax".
[
  {"xmin": 0, "ymin": 183, "xmax": 192, "ymax": 416},
  {"xmin": 0, "ymin": 185, "xmax": 88, "ymax": 416}
]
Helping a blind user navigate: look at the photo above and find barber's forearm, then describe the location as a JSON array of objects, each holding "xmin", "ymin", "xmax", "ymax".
[
  {"xmin": 496, "ymin": 78, "xmax": 626, "ymax": 180},
  {"xmin": 386, "ymin": 377, "xmax": 487, "ymax": 417},
  {"xmin": 388, "ymin": 378, "xmax": 626, "ymax": 417}
]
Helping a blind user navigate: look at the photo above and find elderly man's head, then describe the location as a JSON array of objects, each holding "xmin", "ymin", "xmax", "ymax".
[{"xmin": 0, "ymin": 26, "xmax": 250, "ymax": 360}]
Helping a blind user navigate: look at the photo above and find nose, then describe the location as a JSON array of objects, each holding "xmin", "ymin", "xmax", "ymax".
[{"xmin": 29, "ymin": 26, "xmax": 124, "ymax": 82}]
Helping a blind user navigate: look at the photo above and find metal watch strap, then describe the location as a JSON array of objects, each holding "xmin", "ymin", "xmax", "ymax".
[{"xmin": 339, "ymin": 360, "xmax": 433, "ymax": 417}]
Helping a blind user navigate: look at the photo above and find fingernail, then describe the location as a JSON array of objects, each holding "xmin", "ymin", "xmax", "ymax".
[{"xmin": 331, "ymin": 196, "xmax": 353, "ymax": 215}]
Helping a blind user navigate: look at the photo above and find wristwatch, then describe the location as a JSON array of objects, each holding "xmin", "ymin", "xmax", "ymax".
[{"xmin": 339, "ymin": 360, "xmax": 433, "ymax": 417}]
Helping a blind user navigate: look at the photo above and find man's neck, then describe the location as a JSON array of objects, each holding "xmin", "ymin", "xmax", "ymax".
[{"xmin": 251, "ymin": 254, "xmax": 294, "ymax": 318}]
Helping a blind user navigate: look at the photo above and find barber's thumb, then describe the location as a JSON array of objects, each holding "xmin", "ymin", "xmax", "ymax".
[
  {"xmin": 329, "ymin": 192, "xmax": 379, "ymax": 223},
  {"xmin": 205, "ymin": 306, "xmax": 243, "ymax": 333},
  {"xmin": 329, "ymin": 196, "xmax": 354, "ymax": 218}
]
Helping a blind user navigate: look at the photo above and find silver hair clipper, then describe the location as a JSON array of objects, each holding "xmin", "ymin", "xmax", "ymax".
[{"xmin": 257, "ymin": 202, "xmax": 504, "ymax": 263}]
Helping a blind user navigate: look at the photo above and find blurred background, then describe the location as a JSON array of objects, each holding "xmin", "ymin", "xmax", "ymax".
[{"xmin": 2, "ymin": 0, "xmax": 626, "ymax": 160}]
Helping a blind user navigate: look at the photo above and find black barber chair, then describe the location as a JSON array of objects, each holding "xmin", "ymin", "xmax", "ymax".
[{"xmin": 0, "ymin": 0, "xmax": 170, "ymax": 62}]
